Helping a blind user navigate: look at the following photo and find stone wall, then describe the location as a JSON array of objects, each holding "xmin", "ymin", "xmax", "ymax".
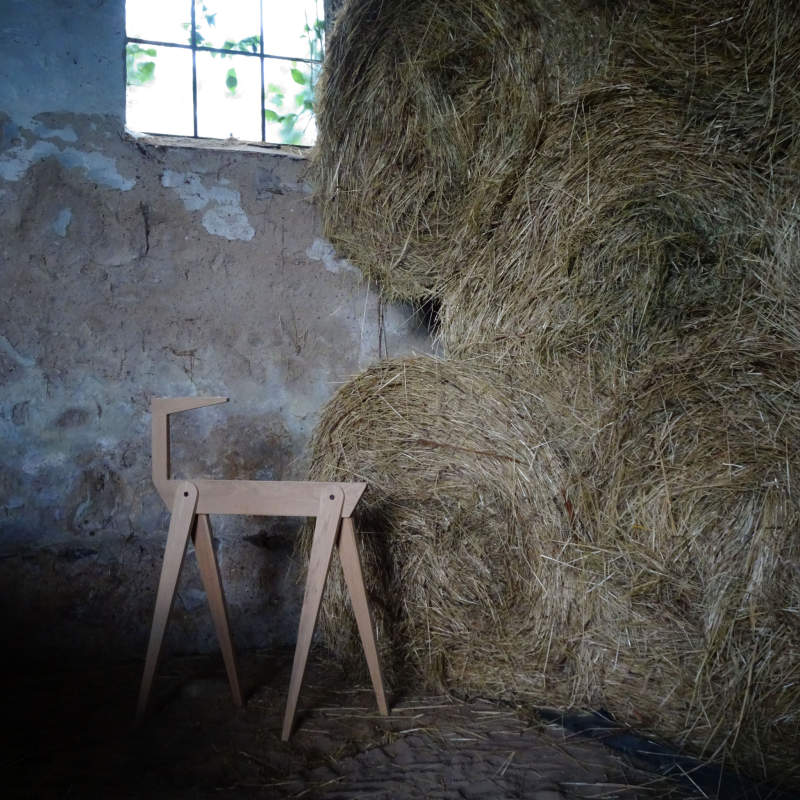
[{"xmin": 0, "ymin": 0, "xmax": 430, "ymax": 663}]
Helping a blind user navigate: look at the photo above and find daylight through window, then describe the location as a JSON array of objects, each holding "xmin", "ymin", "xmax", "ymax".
[{"xmin": 125, "ymin": 1, "xmax": 324, "ymax": 146}]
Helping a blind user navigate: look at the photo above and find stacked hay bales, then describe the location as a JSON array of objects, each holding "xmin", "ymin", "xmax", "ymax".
[
  {"xmin": 304, "ymin": 0, "xmax": 800, "ymax": 788},
  {"xmin": 310, "ymin": 0, "xmax": 614, "ymax": 302}
]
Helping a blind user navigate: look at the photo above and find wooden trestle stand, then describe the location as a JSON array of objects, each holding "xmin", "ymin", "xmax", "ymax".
[{"xmin": 136, "ymin": 396, "xmax": 388, "ymax": 740}]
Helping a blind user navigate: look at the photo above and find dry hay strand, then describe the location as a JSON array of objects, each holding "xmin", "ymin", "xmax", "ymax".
[
  {"xmin": 569, "ymin": 324, "xmax": 800, "ymax": 788},
  {"xmin": 610, "ymin": 0, "xmax": 800, "ymax": 169},
  {"xmin": 301, "ymin": 355, "xmax": 602, "ymax": 700},
  {"xmin": 310, "ymin": 0, "xmax": 602, "ymax": 303},
  {"xmin": 527, "ymin": 0, "xmax": 618, "ymax": 102},
  {"xmin": 438, "ymin": 81, "xmax": 769, "ymax": 380}
]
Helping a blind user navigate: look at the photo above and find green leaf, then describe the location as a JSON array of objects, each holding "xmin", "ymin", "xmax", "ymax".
[
  {"xmin": 138, "ymin": 62, "xmax": 155, "ymax": 81},
  {"xmin": 263, "ymin": 109, "xmax": 281, "ymax": 122},
  {"xmin": 290, "ymin": 68, "xmax": 306, "ymax": 85},
  {"xmin": 303, "ymin": 99, "xmax": 314, "ymax": 111},
  {"xmin": 126, "ymin": 44, "xmax": 158, "ymax": 86},
  {"xmin": 237, "ymin": 35, "xmax": 261, "ymax": 53},
  {"xmin": 225, "ymin": 68, "xmax": 238, "ymax": 92}
]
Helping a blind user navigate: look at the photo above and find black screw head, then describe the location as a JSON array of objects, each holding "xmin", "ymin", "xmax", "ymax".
[
  {"xmin": 183, "ymin": 491, "xmax": 189, "ymax": 497},
  {"xmin": 329, "ymin": 494, "xmax": 335, "ymax": 500}
]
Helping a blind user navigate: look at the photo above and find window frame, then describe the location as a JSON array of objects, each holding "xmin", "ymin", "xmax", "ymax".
[{"xmin": 125, "ymin": 1, "xmax": 323, "ymax": 146}]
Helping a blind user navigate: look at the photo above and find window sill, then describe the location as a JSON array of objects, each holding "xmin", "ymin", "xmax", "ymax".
[{"xmin": 125, "ymin": 129, "xmax": 310, "ymax": 159}]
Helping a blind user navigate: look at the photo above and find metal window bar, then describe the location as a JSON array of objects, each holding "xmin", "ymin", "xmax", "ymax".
[
  {"xmin": 260, "ymin": 2, "xmax": 266, "ymax": 142},
  {"xmin": 126, "ymin": 36, "xmax": 320, "ymax": 64},
  {"xmin": 125, "ymin": 1, "xmax": 322, "ymax": 144},
  {"xmin": 190, "ymin": 0, "xmax": 197, "ymax": 137}
]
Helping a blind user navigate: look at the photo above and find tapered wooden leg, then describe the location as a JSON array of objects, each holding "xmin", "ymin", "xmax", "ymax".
[
  {"xmin": 137, "ymin": 481, "xmax": 198, "ymax": 720},
  {"xmin": 282, "ymin": 487, "xmax": 345, "ymax": 741},
  {"xmin": 339, "ymin": 517, "xmax": 389, "ymax": 716},
  {"xmin": 193, "ymin": 514, "xmax": 243, "ymax": 707}
]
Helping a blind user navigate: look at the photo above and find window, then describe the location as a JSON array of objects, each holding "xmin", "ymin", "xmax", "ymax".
[{"xmin": 125, "ymin": 1, "xmax": 324, "ymax": 146}]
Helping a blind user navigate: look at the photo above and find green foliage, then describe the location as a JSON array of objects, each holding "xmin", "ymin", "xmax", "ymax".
[
  {"xmin": 225, "ymin": 68, "xmax": 238, "ymax": 93},
  {"xmin": 126, "ymin": 44, "xmax": 157, "ymax": 86},
  {"xmin": 266, "ymin": 82, "xmax": 284, "ymax": 108},
  {"xmin": 262, "ymin": 4, "xmax": 324, "ymax": 145},
  {"xmin": 234, "ymin": 35, "xmax": 261, "ymax": 53},
  {"xmin": 303, "ymin": 18, "xmax": 325, "ymax": 62}
]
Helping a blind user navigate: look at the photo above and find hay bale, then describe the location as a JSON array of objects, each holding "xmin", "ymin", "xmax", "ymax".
[
  {"xmin": 304, "ymin": 355, "xmax": 590, "ymax": 696},
  {"xmin": 303, "ymin": 3, "xmax": 800, "ymax": 787},
  {"xmin": 310, "ymin": 0, "xmax": 612, "ymax": 302},
  {"xmin": 573, "ymin": 329, "xmax": 800, "ymax": 787},
  {"xmin": 437, "ymin": 82, "xmax": 768, "ymax": 377},
  {"xmin": 303, "ymin": 347, "xmax": 800, "ymax": 786},
  {"xmin": 610, "ymin": 0, "xmax": 800, "ymax": 168}
]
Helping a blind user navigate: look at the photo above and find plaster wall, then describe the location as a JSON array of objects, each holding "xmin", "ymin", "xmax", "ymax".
[{"xmin": 0, "ymin": 0, "xmax": 431, "ymax": 663}]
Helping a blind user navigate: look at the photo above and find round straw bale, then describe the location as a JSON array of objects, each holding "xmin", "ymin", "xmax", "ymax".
[
  {"xmin": 302, "ymin": 348, "xmax": 800, "ymax": 786},
  {"xmin": 610, "ymin": 0, "xmax": 800, "ymax": 168},
  {"xmin": 302, "ymin": 355, "xmax": 596, "ymax": 698},
  {"xmin": 437, "ymin": 82, "xmax": 768, "ymax": 378},
  {"xmin": 573, "ymin": 331, "xmax": 800, "ymax": 786},
  {"xmin": 310, "ymin": 0, "xmax": 609, "ymax": 302}
]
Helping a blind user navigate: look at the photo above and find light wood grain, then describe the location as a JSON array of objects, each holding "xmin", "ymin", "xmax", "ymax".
[
  {"xmin": 144, "ymin": 397, "xmax": 389, "ymax": 738},
  {"xmin": 163, "ymin": 478, "xmax": 365, "ymax": 517},
  {"xmin": 339, "ymin": 516, "xmax": 389, "ymax": 716},
  {"xmin": 151, "ymin": 397, "xmax": 228, "ymax": 505},
  {"xmin": 137, "ymin": 481, "xmax": 198, "ymax": 720},
  {"xmin": 282, "ymin": 487, "xmax": 345, "ymax": 740},
  {"xmin": 193, "ymin": 514, "xmax": 243, "ymax": 707},
  {"xmin": 151, "ymin": 397, "xmax": 365, "ymax": 514}
]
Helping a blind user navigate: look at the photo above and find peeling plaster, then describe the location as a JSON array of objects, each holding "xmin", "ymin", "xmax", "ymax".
[
  {"xmin": 161, "ymin": 169, "xmax": 255, "ymax": 241},
  {"xmin": 202, "ymin": 206, "xmax": 255, "ymax": 241},
  {"xmin": 0, "ymin": 333, "xmax": 36, "ymax": 367},
  {"xmin": 52, "ymin": 207, "xmax": 72, "ymax": 237},
  {"xmin": 22, "ymin": 449, "xmax": 68, "ymax": 476},
  {"xmin": 29, "ymin": 121, "xmax": 78, "ymax": 143},
  {"xmin": 306, "ymin": 237, "xmax": 358, "ymax": 274},
  {"xmin": 0, "ymin": 139, "xmax": 134, "ymax": 189}
]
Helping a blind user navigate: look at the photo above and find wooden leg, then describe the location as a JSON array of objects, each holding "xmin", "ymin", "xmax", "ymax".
[
  {"xmin": 339, "ymin": 517, "xmax": 389, "ymax": 716},
  {"xmin": 136, "ymin": 481, "xmax": 198, "ymax": 720},
  {"xmin": 193, "ymin": 514, "xmax": 243, "ymax": 707},
  {"xmin": 282, "ymin": 487, "xmax": 345, "ymax": 741}
]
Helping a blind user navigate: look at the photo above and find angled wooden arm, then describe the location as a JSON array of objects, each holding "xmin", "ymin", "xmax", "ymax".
[{"xmin": 151, "ymin": 396, "xmax": 228, "ymax": 505}]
